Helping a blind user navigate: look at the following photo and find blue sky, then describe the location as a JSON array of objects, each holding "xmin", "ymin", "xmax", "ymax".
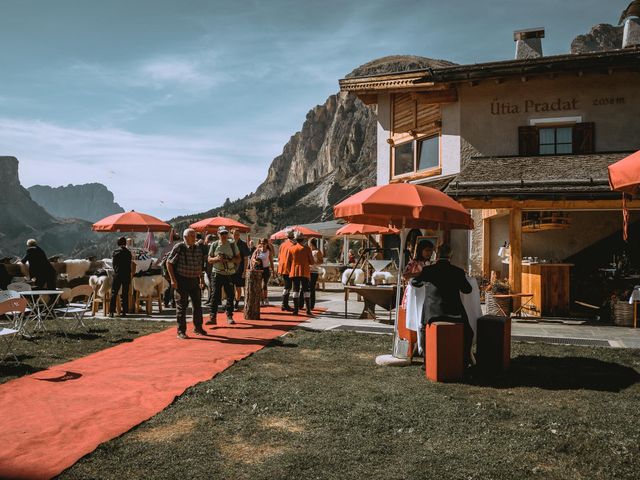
[{"xmin": 0, "ymin": 0, "xmax": 624, "ymax": 218}]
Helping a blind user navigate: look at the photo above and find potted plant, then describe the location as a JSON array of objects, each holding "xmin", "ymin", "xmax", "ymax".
[{"xmin": 485, "ymin": 279, "xmax": 512, "ymax": 316}]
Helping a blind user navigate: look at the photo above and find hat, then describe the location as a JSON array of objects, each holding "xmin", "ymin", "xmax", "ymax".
[
  {"xmin": 217, "ymin": 226, "xmax": 229, "ymax": 234},
  {"xmin": 293, "ymin": 231, "xmax": 305, "ymax": 241}
]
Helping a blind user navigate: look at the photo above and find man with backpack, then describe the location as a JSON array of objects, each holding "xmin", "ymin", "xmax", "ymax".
[
  {"xmin": 166, "ymin": 228, "xmax": 208, "ymax": 339},
  {"xmin": 206, "ymin": 226, "xmax": 241, "ymax": 326}
]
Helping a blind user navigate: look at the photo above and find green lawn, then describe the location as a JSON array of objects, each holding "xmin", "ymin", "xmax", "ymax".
[
  {"xmin": 56, "ymin": 330, "xmax": 640, "ymax": 480},
  {"xmin": 0, "ymin": 318, "xmax": 169, "ymax": 384}
]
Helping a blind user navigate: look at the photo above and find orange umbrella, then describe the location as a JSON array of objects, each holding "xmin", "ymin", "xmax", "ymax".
[
  {"xmin": 189, "ymin": 216, "xmax": 250, "ymax": 233},
  {"xmin": 333, "ymin": 183, "xmax": 473, "ymax": 230},
  {"xmin": 608, "ymin": 150, "xmax": 640, "ymax": 241},
  {"xmin": 336, "ymin": 223, "xmax": 399, "ymax": 236},
  {"xmin": 270, "ymin": 226, "xmax": 323, "ymax": 241},
  {"xmin": 608, "ymin": 150, "xmax": 640, "ymax": 195},
  {"xmin": 334, "ymin": 183, "xmax": 472, "ymax": 360},
  {"xmin": 92, "ymin": 211, "xmax": 171, "ymax": 232}
]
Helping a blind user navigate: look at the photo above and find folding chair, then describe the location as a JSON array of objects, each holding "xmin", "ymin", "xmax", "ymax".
[
  {"xmin": 0, "ymin": 296, "xmax": 28, "ymax": 363},
  {"xmin": 55, "ymin": 285, "xmax": 94, "ymax": 330}
]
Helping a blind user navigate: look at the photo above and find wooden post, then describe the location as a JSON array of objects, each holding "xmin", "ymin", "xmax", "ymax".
[
  {"xmin": 509, "ymin": 208, "xmax": 522, "ymax": 303},
  {"xmin": 482, "ymin": 217, "xmax": 492, "ymax": 278},
  {"xmin": 244, "ymin": 269, "xmax": 262, "ymax": 320}
]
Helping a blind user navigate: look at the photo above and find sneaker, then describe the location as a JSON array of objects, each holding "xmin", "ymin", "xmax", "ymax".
[
  {"xmin": 108, "ymin": 313, "xmax": 114, "ymax": 318},
  {"xmin": 226, "ymin": 314, "xmax": 235, "ymax": 325},
  {"xmin": 193, "ymin": 329, "xmax": 208, "ymax": 336},
  {"xmin": 281, "ymin": 305, "xmax": 293, "ymax": 312},
  {"xmin": 177, "ymin": 332, "xmax": 188, "ymax": 340},
  {"xmin": 205, "ymin": 319, "xmax": 217, "ymax": 325}
]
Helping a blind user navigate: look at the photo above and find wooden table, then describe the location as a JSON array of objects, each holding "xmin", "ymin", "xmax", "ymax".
[
  {"xmin": 344, "ymin": 285, "xmax": 397, "ymax": 322},
  {"xmin": 492, "ymin": 293, "xmax": 535, "ymax": 318}
]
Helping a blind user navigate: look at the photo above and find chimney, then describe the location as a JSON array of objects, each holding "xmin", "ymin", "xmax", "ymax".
[
  {"xmin": 623, "ymin": 16, "xmax": 640, "ymax": 48},
  {"xmin": 514, "ymin": 28, "xmax": 545, "ymax": 59}
]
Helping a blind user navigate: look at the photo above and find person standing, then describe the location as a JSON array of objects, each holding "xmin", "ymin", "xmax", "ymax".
[
  {"xmin": 277, "ymin": 229, "xmax": 296, "ymax": 311},
  {"xmin": 207, "ymin": 226, "xmax": 240, "ymax": 325},
  {"xmin": 283, "ymin": 231, "xmax": 315, "ymax": 316},
  {"xmin": 202, "ymin": 234, "xmax": 215, "ymax": 307},
  {"xmin": 109, "ymin": 236, "xmax": 134, "ymax": 317},
  {"xmin": 166, "ymin": 228, "xmax": 208, "ymax": 339},
  {"xmin": 21, "ymin": 239, "xmax": 56, "ymax": 290},
  {"xmin": 251, "ymin": 238, "xmax": 275, "ymax": 306},
  {"xmin": 231, "ymin": 229, "xmax": 251, "ymax": 311},
  {"xmin": 308, "ymin": 238, "xmax": 324, "ymax": 310}
]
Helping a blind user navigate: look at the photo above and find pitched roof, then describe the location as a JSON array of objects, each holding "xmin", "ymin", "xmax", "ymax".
[
  {"xmin": 444, "ymin": 153, "xmax": 631, "ymax": 199},
  {"xmin": 339, "ymin": 49, "xmax": 640, "ymax": 93}
]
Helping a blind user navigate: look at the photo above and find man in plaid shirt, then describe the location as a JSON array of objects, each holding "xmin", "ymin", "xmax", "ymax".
[{"xmin": 167, "ymin": 228, "xmax": 207, "ymax": 339}]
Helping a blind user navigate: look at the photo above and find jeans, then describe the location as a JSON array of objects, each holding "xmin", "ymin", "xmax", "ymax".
[
  {"xmin": 210, "ymin": 272, "xmax": 235, "ymax": 317},
  {"xmin": 109, "ymin": 274, "xmax": 130, "ymax": 314},
  {"xmin": 175, "ymin": 275, "xmax": 203, "ymax": 334},
  {"xmin": 309, "ymin": 272, "xmax": 319, "ymax": 309}
]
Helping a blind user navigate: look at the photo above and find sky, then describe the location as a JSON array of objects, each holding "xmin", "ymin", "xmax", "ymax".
[{"xmin": 0, "ymin": 0, "xmax": 626, "ymax": 219}]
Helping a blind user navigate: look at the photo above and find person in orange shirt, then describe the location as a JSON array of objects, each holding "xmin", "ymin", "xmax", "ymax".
[
  {"xmin": 283, "ymin": 231, "xmax": 315, "ymax": 316},
  {"xmin": 277, "ymin": 229, "xmax": 296, "ymax": 311}
]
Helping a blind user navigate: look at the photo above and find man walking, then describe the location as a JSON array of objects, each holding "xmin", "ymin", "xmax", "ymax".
[
  {"xmin": 277, "ymin": 229, "xmax": 296, "ymax": 311},
  {"xmin": 231, "ymin": 229, "xmax": 251, "ymax": 311},
  {"xmin": 21, "ymin": 239, "xmax": 56, "ymax": 290},
  {"xmin": 206, "ymin": 226, "xmax": 240, "ymax": 326},
  {"xmin": 283, "ymin": 231, "xmax": 315, "ymax": 316},
  {"xmin": 166, "ymin": 228, "xmax": 208, "ymax": 339},
  {"xmin": 109, "ymin": 236, "xmax": 134, "ymax": 317}
]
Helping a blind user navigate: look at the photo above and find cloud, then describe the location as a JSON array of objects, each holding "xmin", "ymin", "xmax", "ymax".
[{"xmin": 0, "ymin": 117, "xmax": 271, "ymax": 218}]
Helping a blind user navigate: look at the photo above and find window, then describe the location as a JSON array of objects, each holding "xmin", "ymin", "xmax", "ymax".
[
  {"xmin": 393, "ymin": 142, "xmax": 414, "ymax": 176},
  {"xmin": 539, "ymin": 127, "xmax": 572, "ymax": 155},
  {"xmin": 519, "ymin": 123, "xmax": 595, "ymax": 156},
  {"xmin": 392, "ymin": 135, "xmax": 440, "ymax": 178}
]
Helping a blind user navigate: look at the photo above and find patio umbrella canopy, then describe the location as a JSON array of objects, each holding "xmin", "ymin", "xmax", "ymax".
[
  {"xmin": 608, "ymin": 150, "xmax": 640, "ymax": 195},
  {"xmin": 334, "ymin": 183, "xmax": 474, "ymax": 230},
  {"xmin": 270, "ymin": 226, "xmax": 323, "ymax": 241},
  {"xmin": 92, "ymin": 211, "xmax": 171, "ymax": 232},
  {"xmin": 336, "ymin": 223, "xmax": 399, "ymax": 236},
  {"xmin": 333, "ymin": 183, "xmax": 473, "ymax": 360},
  {"xmin": 608, "ymin": 150, "xmax": 640, "ymax": 241},
  {"xmin": 189, "ymin": 216, "xmax": 250, "ymax": 233}
]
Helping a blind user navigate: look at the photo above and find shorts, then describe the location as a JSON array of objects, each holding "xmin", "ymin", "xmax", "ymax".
[{"xmin": 232, "ymin": 270, "xmax": 244, "ymax": 287}]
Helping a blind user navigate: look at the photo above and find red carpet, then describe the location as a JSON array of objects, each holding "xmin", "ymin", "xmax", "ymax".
[{"xmin": 0, "ymin": 307, "xmax": 307, "ymax": 479}]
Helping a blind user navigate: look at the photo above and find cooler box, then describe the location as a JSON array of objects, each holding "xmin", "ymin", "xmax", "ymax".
[
  {"xmin": 476, "ymin": 315, "xmax": 511, "ymax": 372},
  {"xmin": 425, "ymin": 321, "xmax": 464, "ymax": 382}
]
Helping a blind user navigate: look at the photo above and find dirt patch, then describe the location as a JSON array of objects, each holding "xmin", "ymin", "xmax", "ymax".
[
  {"xmin": 218, "ymin": 435, "xmax": 288, "ymax": 464},
  {"xmin": 298, "ymin": 348, "xmax": 324, "ymax": 359},
  {"xmin": 259, "ymin": 416, "xmax": 305, "ymax": 433},
  {"xmin": 132, "ymin": 418, "xmax": 197, "ymax": 443}
]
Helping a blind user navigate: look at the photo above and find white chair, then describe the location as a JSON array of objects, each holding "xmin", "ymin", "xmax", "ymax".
[
  {"xmin": 55, "ymin": 285, "xmax": 94, "ymax": 330},
  {"xmin": 7, "ymin": 282, "xmax": 31, "ymax": 292},
  {"xmin": 0, "ymin": 296, "xmax": 28, "ymax": 363}
]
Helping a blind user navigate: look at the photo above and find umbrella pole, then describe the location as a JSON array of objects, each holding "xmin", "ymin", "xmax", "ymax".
[{"xmin": 392, "ymin": 219, "xmax": 409, "ymax": 359}]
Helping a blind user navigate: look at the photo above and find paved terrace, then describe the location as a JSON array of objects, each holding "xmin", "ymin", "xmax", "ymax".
[{"xmin": 101, "ymin": 283, "xmax": 640, "ymax": 349}]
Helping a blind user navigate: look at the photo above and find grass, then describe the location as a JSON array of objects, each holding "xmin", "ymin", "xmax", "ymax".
[
  {"xmin": 55, "ymin": 330, "xmax": 640, "ymax": 480},
  {"xmin": 0, "ymin": 318, "xmax": 169, "ymax": 384}
]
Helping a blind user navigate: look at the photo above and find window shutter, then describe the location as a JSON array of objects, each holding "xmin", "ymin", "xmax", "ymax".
[
  {"xmin": 573, "ymin": 122, "xmax": 595, "ymax": 154},
  {"xmin": 518, "ymin": 126, "xmax": 539, "ymax": 156}
]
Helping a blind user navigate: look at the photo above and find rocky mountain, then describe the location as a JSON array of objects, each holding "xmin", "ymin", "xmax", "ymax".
[
  {"xmin": 173, "ymin": 56, "xmax": 452, "ymax": 238},
  {"xmin": 28, "ymin": 183, "xmax": 124, "ymax": 222},
  {"xmin": 571, "ymin": 24, "xmax": 624, "ymax": 54},
  {"xmin": 0, "ymin": 156, "xmax": 102, "ymax": 258}
]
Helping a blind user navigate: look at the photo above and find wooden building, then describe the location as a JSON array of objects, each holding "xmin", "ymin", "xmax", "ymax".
[{"xmin": 339, "ymin": 29, "xmax": 640, "ymax": 316}]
